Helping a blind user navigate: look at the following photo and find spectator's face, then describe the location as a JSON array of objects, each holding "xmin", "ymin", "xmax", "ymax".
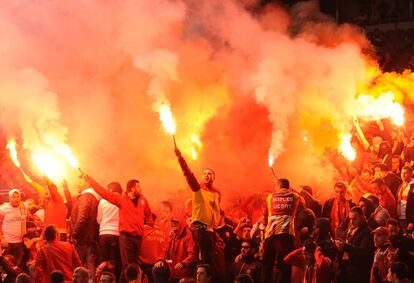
[
  {"xmin": 334, "ymin": 186, "xmax": 346, "ymax": 200},
  {"xmin": 311, "ymin": 224, "xmax": 320, "ymax": 241},
  {"xmin": 129, "ymin": 182, "xmax": 142, "ymax": 198},
  {"xmin": 374, "ymin": 233, "xmax": 387, "ymax": 247},
  {"xmin": 374, "ymin": 167, "xmax": 385, "ymax": 178},
  {"xmin": 240, "ymin": 243, "xmax": 252, "ymax": 257},
  {"xmin": 72, "ymin": 271, "xmax": 88, "ymax": 283},
  {"xmin": 349, "ymin": 211, "xmax": 362, "ymax": 229},
  {"xmin": 9, "ymin": 192, "xmax": 21, "ymax": 207},
  {"xmin": 401, "ymin": 168, "xmax": 412, "ymax": 182},
  {"xmin": 171, "ymin": 220, "xmax": 179, "ymax": 233},
  {"xmin": 388, "ymin": 224, "xmax": 400, "ymax": 240},
  {"xmin": 202, "ymin": 169, "xmax": 215, "ymax": 185},
  {"xmin": 392, "ymin": 158, "xmax": 400, "ymax": 172},
  {"xmin": 358, "ymin": 201, "xmax": 369, "ymax": 216},
  {"xmin": 160, "ymin": 205, "xmax": 172, "ymax": 219},
  {"xmin": 240, "ymin": 227, "xmax": 251, "ymax": 240},
  {"xmin": 373, "ymin": 183, "xmax": 386, "ymax": 195},
  {"xmin": 196, "ymin": 267, "xmax": 210, "ymax": 283},
  {"xmin": 99, "ymin": 275, "xmax": 113, "ymax": 283}
]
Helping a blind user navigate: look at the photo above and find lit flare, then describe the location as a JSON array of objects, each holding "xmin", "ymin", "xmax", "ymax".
[
  {"xmin": 159, "ymin": 103, "xmax": 176, "ymax": 135},
  {"xmin": 338, "ymin": 133, "xmax": 356, "ymax": 161},
  {"xmin": 6, "ymin": 139, "xmax": 20, "ymax": 168}
]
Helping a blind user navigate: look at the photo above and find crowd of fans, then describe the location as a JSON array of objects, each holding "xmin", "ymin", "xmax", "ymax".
[{"xmin": 1, "ymin": 118, "xmax": 414, "ymax": 283}]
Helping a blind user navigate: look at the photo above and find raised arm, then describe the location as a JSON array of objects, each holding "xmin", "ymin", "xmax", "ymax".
[
  {"xmin": 43, "ymin": 177, "xmax": 63, "ymax": 203},
  {"xmin": 175, "ymin": 148, "xmax": 200, "ymax": 192},
  {"xmin": 85, "ymin": 175, "xmax": 121, "ymax": 206}
]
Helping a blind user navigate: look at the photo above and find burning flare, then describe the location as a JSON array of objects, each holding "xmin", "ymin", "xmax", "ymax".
[
  {"xmin": 338, "ymin": 133, "xmax": 356, "ymax": 161},
  {"xmin": 52, "ymin": 144, "xmax": 79, "ymax": 169},
  {"xmin": 268, "ymin": 154, "xmax": 275, "ymax": 167},
  {"xmin": 6, "ymin": 139, "xmax": 20, "ymax": 168},
  {"xmin": 354, "ymin": 92, "xmax": 405, "ymax": 126},
  {"xmin": 159, "ymin": 103, "xmax": 176, "ymax": 135},
  {"xmin": 31, "ymin": 147, "xmax": 65, "ymax": 181}
]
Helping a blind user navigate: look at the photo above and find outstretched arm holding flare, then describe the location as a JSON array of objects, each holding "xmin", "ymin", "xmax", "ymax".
[{"xmin": 174, "ymin": 147, "xmax": 201, "ymax": 192}]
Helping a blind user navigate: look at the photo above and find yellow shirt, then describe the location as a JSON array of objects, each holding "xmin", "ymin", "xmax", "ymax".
[{"xmin": 191, "ymin": 184, "xmax": 221, "ymax": 230}]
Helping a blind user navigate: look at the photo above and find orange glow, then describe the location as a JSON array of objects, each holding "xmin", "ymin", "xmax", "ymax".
[
  {"xmin": 159, "ymin": 103, "xmax": 176, "ymax": 135},
  {"xmin": 338, "ymin": 133, "xmax": 356, "ymax": 161},
  {"xmin": 6, "ymin": 139, "xmax": 20, "ymax": 168},
  {"xmin": 190, "ymin": 134, "xmax": 202, "ymax": 160},
  {"xmin": 354, "ymin": 92, "xmax": 405, "ymax": 126},
  {"xmin": 52, "ymin": 144, "xmax": 79, "ymax": 168},
  {"xmin": 31, "ymin": 147, "xmax": 65, "ymax": 181}
]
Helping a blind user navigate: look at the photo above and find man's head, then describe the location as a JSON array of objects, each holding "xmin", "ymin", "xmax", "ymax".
[
  {"xmin": 401, "ymin": 166, "xmax": 413, "ymax": 183},
  {"xmin": 107, "ymin": 182, "xmax": 122, "ymax": 194},
  {"xmin": 371, "ymin": 177, "xmax": 387, "ymax": 196},
  {"xmin": 201, "ymin": 169, "xmax": 215, "ymax": 186},
  {"xmin": 333, "ymin": 182, "xmax": 347, "ymax": 200},
  {"xmin": 277, "ymin": 178, "xmax": 290, "ymax": 190},
  {"xmin": 302, "ymin": 239, "xmax": 316, "ymax": 265},
  {"xmin": 50, "ymin": 270, "xmax": 65, "ymax": 283},
  {"xmin": 374, "ymin": 163, "xmax": 389, "ymax": 178},
  {"xmin": 387, "ymin": 262, "xmax": 409, "ymax": 282},
  {"xmin": 196, "ymin": 264, "xmax": 213, "ymax": 283},
  {"xmin": 312, "ymin": 217, "xmax": 331, "ymax": 242},
  {"xmin": 361, "ymin": 168, "xmax": 373, "ymax": 181},
  {"xmin": 373, "ymin": 226, "xmax": 390, "ymax": 248},
  {"xmin": 125, "ymin": 263, "xmax": 141, "ymax": 281},
  {"xmin": 349, "ymin": 206, "xmax": 364, "ymax": 229},
  {"xmin": 392, "ymin": 156, "xmax": 401, "ymax": 173},
  {"xmin": 160, "ymin": 201, "xmax": 173, "ymax": 219},
  {"xmin": 239, "ymin": 221, "xmax": 252, "ymax": 240},
  {"xmin": 44, "ymin": 225, "xmax": 58, "ymax": 242},
  {"xmin": 16, "ymin": 273, "xmax": 32, "ymax": 283},
  {"xmin": 358, "ymin": 197, "xmax": 373, "ymax": 218},
  {"xmin": 367, "ymin": 194, "xmax": 380, "ymax": 209},
  {"xmin": 240, "ymin": 240, "xmax": 254, "ymax": 258},
  {"xmin": 126, "ymin": 179, "xmax": 141, "ymax": 199},
  {"xmin": 387, "ymin": 219, "xmax": 400, "ymax": 240},
  {"xmin": 72, "ymin": 267, "xmax": 89, "ymax": 283},
  {"xmin": 98, "ymin": 272, "xmax": 116, "ymax": 283},
  {"xmin": 8, "ymin": 189, "xmax": 21, "ymax": 208}
]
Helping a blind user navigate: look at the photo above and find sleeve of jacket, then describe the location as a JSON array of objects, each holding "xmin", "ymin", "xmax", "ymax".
[
  {"xmin": 46, "ymin": 181, "xmax": 64, "ymax": 204},
  {"xmin": 87, "ymin": 176, "xmax": 121, "ymax": 207},
  {"xmin": 344, "ymin": 228, "xmax": 374, "ymax": 259},
  {"xmin": 283, "ymin": 248, "xmax": 305, "ymax": 267},
  {"xmin": 182, "ymin": 230, "xmax": 198, "ymax": 265},
  {"xmin": 322, "ymin": 199, "xmax": 332, "ymax": 218},
  {"xmin": 315, "ymin": 248, "xmax": 332, "ymax": 269},
  {"xmin": 34, "ymin": 249, "xmax": 45, "ymax": 283},
  {"xmin": 72, "ymin": 195, "xmax": 90, "ymax": 241},
  {"xmin": 176, "ymin": 153, "xmax": 200, "ymax": 192},
  {"xmin": 406, "ymin": 185, "xmax": 414, "ymax": 223},
  {"xmin": 72, "ymin": 245, "xmax": 82, "ymax": 267}
]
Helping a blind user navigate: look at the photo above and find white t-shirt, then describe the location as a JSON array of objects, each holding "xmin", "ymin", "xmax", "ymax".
[
  {"xmin": 97, "ymin": 199, "xmax": 119, "ymax": 236},
  {"xmin": 0, "ymin": 202, "xmax": 27, "ymax": 243}
]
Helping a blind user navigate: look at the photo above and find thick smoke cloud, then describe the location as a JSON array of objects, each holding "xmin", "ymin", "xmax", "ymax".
[{"xmin": 0, "ymin": 0, "xmax": 384, "ymax": 208}]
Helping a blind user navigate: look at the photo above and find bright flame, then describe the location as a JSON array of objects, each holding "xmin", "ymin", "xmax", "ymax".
[
  {"xmin": 6, "ymin": 139, "xmax": 20, "ymax": 168},
  {"xmin": 268, "ymin": 154, "xmax": 274, "ymax": 167},
  {"xmin": 31, "ymin": 147, "xmax": 65, "ymax": 182},
  {"xmin": 159, "ymin": 103, "xmax": 176, "ymax": 135},
  {"xmin": 338, "ymin": 133, "xmax": 356, "ymax": 161},
  {"xmin": 354, "ymin": 92, "xmax": 405, "ymax": 126},
  {"xmin": 52, "ymin": 144, "xmax": 79, "ymax": 168}
]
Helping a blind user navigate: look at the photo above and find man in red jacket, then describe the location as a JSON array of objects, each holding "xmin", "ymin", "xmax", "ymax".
[
  {"xmin": 34, "ymin": 225, "xmax": 81, "ymax": 283},
  {"xmin": 152, "ymin": 214, "xmax": 198, "ymax": 282},
  {"xmin": 284, "ymin": 239, "xmax": 333, "ymax": 283},
  {"xmin": 84, "ymin": 175, "xmax": 152, "ymax": 277}
]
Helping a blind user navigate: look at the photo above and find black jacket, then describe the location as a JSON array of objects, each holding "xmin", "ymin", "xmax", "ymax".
[
  {"xmin": 71, "ymin": 190, "xmax": 100, "ymax": 244},
  {"xmin": 338, "ymin": 221, "xmax": 375, "ymax": 283}
]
